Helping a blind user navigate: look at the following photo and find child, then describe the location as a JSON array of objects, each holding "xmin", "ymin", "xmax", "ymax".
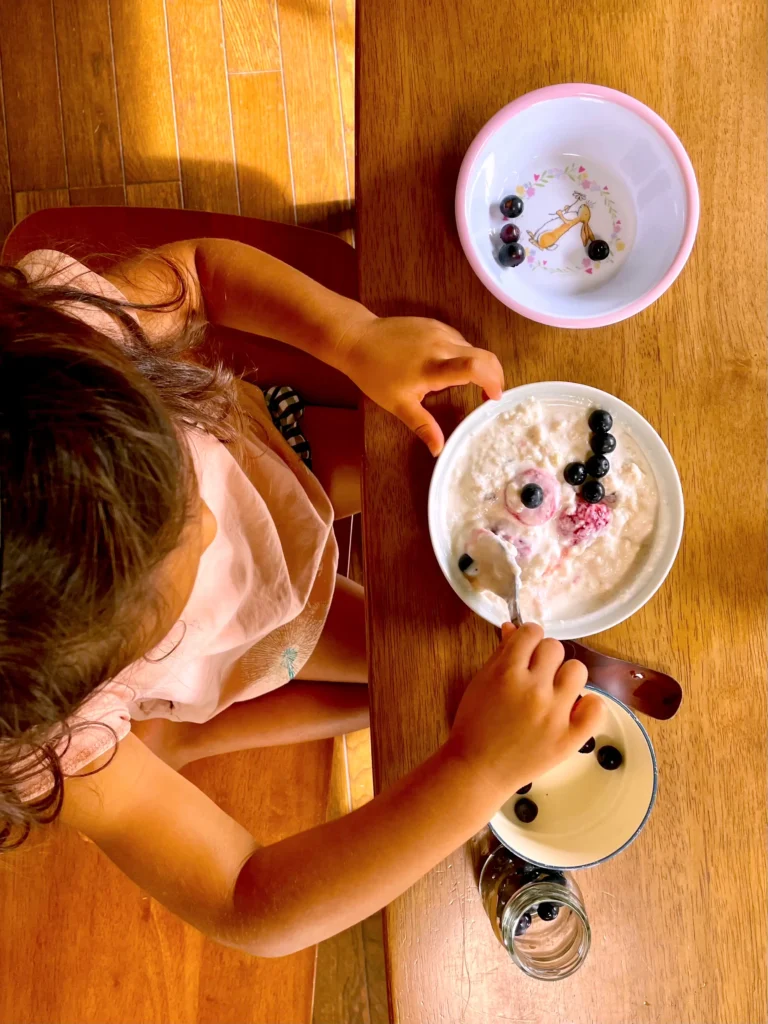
[{"xmin": 0, "ymin": 240, "xmax": 601, "ymax": 955}]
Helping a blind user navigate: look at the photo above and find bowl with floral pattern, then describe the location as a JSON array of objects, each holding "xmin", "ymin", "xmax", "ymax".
[{"xmin": 455, "ymin": 84, "xmax": 699, "ymax": 329}]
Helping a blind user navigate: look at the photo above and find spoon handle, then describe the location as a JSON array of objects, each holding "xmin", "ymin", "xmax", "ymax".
[{"xmin": 562, "ymin": 640, "xmax": 683, "ymax": 721}]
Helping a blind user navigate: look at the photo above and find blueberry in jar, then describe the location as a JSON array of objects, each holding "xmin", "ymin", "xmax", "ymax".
[
  {"xmin": 564, "ymin": 462, "xmax": 587, "ymax": 487},
  {"xmin": 581, "ymin": 480, "xmax": 605, "ymax": 504},
  {"xmin": 537, "ymin": 902, "xmax": 561, "ymax": 922},
  {"xmin": 588, "ymin": 409, "xmax": 613, "ymax": 433},
  {"xmin": 500, "ymin": 195, "xmax": 524, "ymax": 218},
  {"xmin": 458, "ymin": 553, "xmax": 474, "ymax": 573},
  {"xmin": 500, "ymin": 223, "xmax": 521, "ymax": 243},
  {"xmin": 597, "ymin": 745, "xmax": 623, "ymax": 771},
  {"xmin": 515, "ymin": 911, "xmax": 532, "ymax": 937},
  {"xmin": 590, "ymin": 431, "xmax": 616, "ymax": 455},
  {"xmin": 579, "ymin": 736, "xmax": 596, "ymax": 754},
  {"xmin": 516, "ymin": 783, "xmax": 532, "ymax": 795},
  {"xmin": 587, "ymin": 239, "xmax": 610, "ymax": 261},
  {"xmin": 585, "ymin": 454, "xmax": 610, "ymax": 479},
  {"xmin": 498, "ymin": 242, "xmax": 526, "ymax": 268},
  {"xmin": 520, "ymin": 483, "xmax": 544, "ymax": 509},
  {"xmin": 514, "ymin": 797, "xmax": 538, "ymax": 823}
]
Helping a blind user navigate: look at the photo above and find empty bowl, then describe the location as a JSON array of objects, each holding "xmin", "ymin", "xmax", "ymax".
[
  {"xmin": 455, "ymin": 84, "xmax": 699, "ymax": 328},
  {"xmin": 490, "ymin": 687, "xmax": 657, "ymax": 870}
]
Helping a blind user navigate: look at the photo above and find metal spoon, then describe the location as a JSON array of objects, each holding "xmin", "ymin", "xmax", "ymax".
[{"xmin": 460, "ymin": 533, "xmax": 682, "ymax": 720}]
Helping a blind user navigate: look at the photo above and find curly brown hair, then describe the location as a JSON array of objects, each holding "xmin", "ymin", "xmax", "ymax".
[{"xmin": 0, "ymin": 258, "xmax": 242, "ymax": 849}]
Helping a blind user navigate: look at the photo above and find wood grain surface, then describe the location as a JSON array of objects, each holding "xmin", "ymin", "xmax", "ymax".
[
  {"xmin": 164, "ymin": 0, "xmax": 240, "ymax": 214},
  {"xmin": 0, "ymin": 745, "xmax": 330, "ymax": 1024},
  {"xmin": 52, "ymin": 0, "xmax": 123, "ymax": 189},
  {"xmin": 357, "ymin": 1, "xmax": 767, "ymax": 1022},
  {"xmin": 109, "ymin": 0, "xmax": 180, "ymax": 185},
  {"xmin": 0, "ymin": 0, "xmax": 66, "ymax": 192}
]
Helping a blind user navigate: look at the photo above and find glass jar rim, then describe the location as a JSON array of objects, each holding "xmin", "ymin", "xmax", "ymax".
[{"xmin": 501, "ymin": 881, "xmax": 591, "ymax": 981}]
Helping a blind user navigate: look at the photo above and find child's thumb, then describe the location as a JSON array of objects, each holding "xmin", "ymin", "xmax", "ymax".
[
  {"xmin": 397, "ymin": 402, "xmax": 445, "ymax": 457},
  {"xmin": 569, "ymin": 692, "xmax": 603, "ymax": 743}
]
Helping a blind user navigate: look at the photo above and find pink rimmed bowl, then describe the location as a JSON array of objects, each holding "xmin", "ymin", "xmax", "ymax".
[{"xmin": 455, "ymin": 84, "xmax": 699, "ymax": 329}]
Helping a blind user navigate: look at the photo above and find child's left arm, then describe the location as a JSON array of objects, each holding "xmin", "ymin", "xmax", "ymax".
[{"xmin": 106, "ymin": 239, "xmax": 504, "ymax": 456}]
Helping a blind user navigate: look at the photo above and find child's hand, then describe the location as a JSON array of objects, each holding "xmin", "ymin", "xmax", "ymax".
[
  {"xmin": 337, "ymin": 315, "xmax": 504, "ymax": 456},
  {"xmin": 444, "ymin": 623, "xmax": 603, "ymax": 800}
]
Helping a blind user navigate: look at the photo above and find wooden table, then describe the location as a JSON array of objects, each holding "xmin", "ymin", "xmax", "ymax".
[{"xmin": 357, "ymin": 1, "xmax": 766, "ymax": 1021}]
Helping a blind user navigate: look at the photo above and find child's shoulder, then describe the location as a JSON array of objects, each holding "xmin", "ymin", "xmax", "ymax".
[{"xmin": 18, "ymin": 249, "xmax": 140, "ymax": 338}]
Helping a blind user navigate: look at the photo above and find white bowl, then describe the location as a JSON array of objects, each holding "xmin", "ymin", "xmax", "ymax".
[
  {"xmin": 428, "ymin": 381, "xmax": 684, "ymax": 640},
  {"xmin": 456, "ymin": 84, "xmax": 699, "ymax": 328},
  {"xmin": 490, "ymin": 687, "xmax": 657, "ymax": 870}
]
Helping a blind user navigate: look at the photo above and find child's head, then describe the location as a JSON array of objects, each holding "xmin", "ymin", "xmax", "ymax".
[{"xmin": 0, "ymin": 263, "xmax": 233, "ymax": 846}]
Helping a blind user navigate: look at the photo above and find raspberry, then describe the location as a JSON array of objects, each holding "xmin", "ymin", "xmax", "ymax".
[{"xmin": 558, "ymin": 496, "xmax": 611, "ymax": 545}]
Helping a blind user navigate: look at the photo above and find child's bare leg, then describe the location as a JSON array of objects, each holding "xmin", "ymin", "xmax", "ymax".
[
  {"xmin": 297, "ymin": 574, "xmax": 366, "ymax": 683},
  {"xmin": 134, "ymin": 681, "xmax": 368, "ymax": 769},
  {"xmin": 301, "ymin": 406, "xmax": 362, "ymax": 520},
  {"xmin": 133, "ymin": 575, "xmax": 367, "ymax": 767}
]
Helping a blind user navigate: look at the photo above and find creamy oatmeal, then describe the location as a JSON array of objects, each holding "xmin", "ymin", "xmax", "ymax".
[{"xmin": 449, "ymin": 398, "xmax": 659, "ymax": 623}]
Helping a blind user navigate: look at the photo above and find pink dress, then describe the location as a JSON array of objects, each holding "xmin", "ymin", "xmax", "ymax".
[{"xmin": 18, "ymin": 251, "xmax": 339, "ymax": 795}]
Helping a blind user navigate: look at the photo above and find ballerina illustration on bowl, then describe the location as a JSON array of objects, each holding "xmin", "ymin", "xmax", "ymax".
[{"xmin": 527, "ymin": 191, "xmax": 596, "ymax": 252}]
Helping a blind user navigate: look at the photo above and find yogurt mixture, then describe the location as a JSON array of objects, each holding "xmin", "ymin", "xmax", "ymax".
[{"xmin": 449, "ymin": 398, "xmax": 659, "ymax": 622}]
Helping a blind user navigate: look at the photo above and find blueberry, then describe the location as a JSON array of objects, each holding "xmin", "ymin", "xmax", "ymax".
[
  {"xmin": 581, "ymin": 480, "xmax": 605, "ymax": 504},
  {"xmin": 537, "ymin": 902, "xmax": 560, "ymax": 922},
  {"xmin": 597, "ymin": 745, "xmax": 623, "ymax": 771},
  {"xmin": 590, "ymin": 431, "xmax": 616, "ymax": 455},
  {"xmin": 498, "ymin": 242, "xmax": 526, "ymax": 268},
  {"xmin": 579, "ymin": 736, "xmax": 596, "ymax": 754},
  {"xmin": 514, "ymin": 911, "xmax": 532, "ymax": 936},
  {"xmin": 520, "ymin": 483, "xmax": 544, "ymax": 508},
  {"xmin": 516, "ymin": 783, "xmax": 532, "ymax": 795},
  {"xmin": 514, "ymin": 797, "xmax": 538, "ymax": 823},
  {"xmin": 588, "ymin": 409, "xmax": 613, "ymax": 433},
  {"xmin": 500, "ymin": 223, "xmax": 521, "ymax": 243},
  {"xmin": 500, "ymin": 195, "xmax": 524, "ymax": 218},
  {"xmin": 585, "ymin": 455, "xmax": 610, "ymax": 479},
  {"xmin": 564, "ymin": 462, "xmax": 587, "ymax": 487},
  {"xmin": 587, "ymin": 239, "xmax": 610, "ymax": 261},
  {"xmin": 458, "ymin": 553, "xmax": 474, "ymax": 573}
]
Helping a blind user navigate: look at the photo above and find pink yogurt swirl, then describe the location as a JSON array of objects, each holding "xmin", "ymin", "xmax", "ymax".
[{"xmin": 504, "ymin": 468, "xmax": 561, "ymax": 527}]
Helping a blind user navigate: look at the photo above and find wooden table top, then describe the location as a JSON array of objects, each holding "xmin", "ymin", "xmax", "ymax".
[{"xmin": 357, "ymin": 1, "xmax": 766, "ymax": 1021}]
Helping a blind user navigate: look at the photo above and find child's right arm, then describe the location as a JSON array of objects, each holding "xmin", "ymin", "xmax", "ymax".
[{"xmin": 61, "ymin": 624, "xmax": 602, "ymax": 957}]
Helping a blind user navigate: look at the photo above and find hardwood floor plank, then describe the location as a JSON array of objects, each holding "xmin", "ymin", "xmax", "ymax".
[
  {"xmin": 70, "ymin": 185, "xmax": 126, "ymax": 206},
  {"xmin": 0, "ymin": 0, "xmax": 66, "ymax": 191},
  {"xmin": 276, "ymin": 0, "xmax": 349, "ymax": 228},
  {"xmin": 127, "ymin": 181, "xmax": 183, "ymax": 209},
  {"xmin": 230, "ymin": 73, "xmax": 293, "ymax": 222},
  {"xmin": 361, "ymin": 913, "xmax": 388, "ymax": 1024},
  {"xmin": 165, "ymin": 0, "xmax": 239, "ymax": 214},
  {"xmin": 0, "ymin": 57, "xmax": 14, "ymax": 244},
  {"xmin": 110, "ymin": 0, "xmax": 180, "ymax": 184},
  {"xmin": 221, "ymin": 0, "xmax": 280, "ymax": 73},
  {"xmin": 52, "ymin": 0, "xmax": 123, "ymax": 188},
  {"xmin": 14, "ymin": 189, "xmax": 70, "ymax": 221},
  {"xmin": 345, "ymin": 729, "xmax": 373, "ymax": 810},
  {"xmin": 331, "ymin": 0, "xmax": 355, "ymax": 198},
  {"xmin": 312, "ymin": 736, "xmax": 372, "ymax": 1024}
]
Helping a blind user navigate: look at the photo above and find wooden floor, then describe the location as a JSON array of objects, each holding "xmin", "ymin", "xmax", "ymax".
[
  {"xmin": 0, "ymin": 2, "xmax": 381, "ymax": 1022},
  {"xmin": 0, "ymin": 0, "xmax": 355, "ymax": 242}
]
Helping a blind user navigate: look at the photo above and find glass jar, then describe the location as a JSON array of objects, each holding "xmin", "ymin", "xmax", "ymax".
[{"xmin": 479, "ymin": 844, "xmax": 591, "ymax": 980}]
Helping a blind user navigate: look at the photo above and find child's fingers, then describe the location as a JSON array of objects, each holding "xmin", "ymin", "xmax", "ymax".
[
  {"xmin": 569, "ymin": 692, "xmax": 603, "ymax": 743},
  {"xmin": 429, "ymin": 351, "xmax": 504, "ymax": 401},
  {"xmin": 500, "ymin": 621, "xmax": 517, "ymax": 641},
  {"xmin": 395, "ymin": 401, "xmax": 445, "ymax": 457},
  {"xmin": 529, "ymin": 637, "xmax": 565, "ymax": 677},
  {"xmin": 464, "ymin": 348, "xmax": 504, "ymax": 400},
  {"xmin": 500, "ymin": 622, "xmax": 545, "ymax": 671},
  {"xmin": 554, "ymin": 657, "xmax": 589, "ymax": 695}
]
